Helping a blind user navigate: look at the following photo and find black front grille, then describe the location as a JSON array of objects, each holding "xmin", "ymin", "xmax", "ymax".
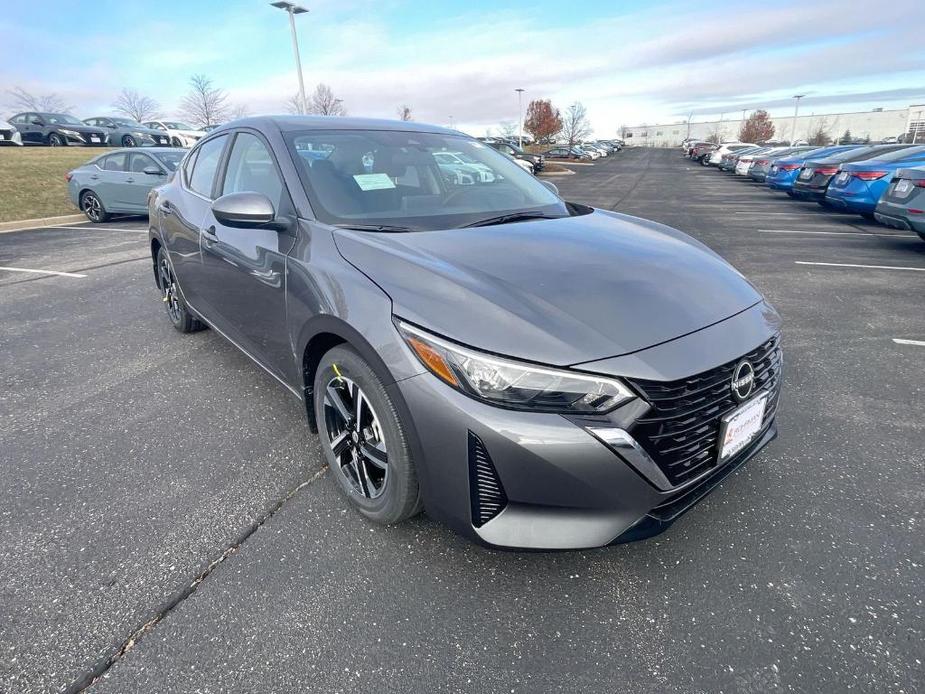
[
  {"xmin": 468, "ymin": 432, "xmax": 507, "ymax": 527},
  {"xmin": 628, "ymin": 334, "xmax": 782, "ymax": 487}
]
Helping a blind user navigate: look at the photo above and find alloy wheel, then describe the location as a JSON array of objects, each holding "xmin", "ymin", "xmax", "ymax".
[
  {"xmin": 124, "ymin": 135, "xmax": 136, "ymax": 147},
  {"xmin": 158, "ymin": 255, "xmax": 182, "ymax": 324},
  {"xmin": 82, "ymin": 194, "xmax": 102, "ymax": 222},
  {"xmin": 322, "ymin": 376, "xmax": 389, "ymax": 499}
]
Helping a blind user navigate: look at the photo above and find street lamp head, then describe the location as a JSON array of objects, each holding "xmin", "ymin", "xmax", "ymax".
[
  {"xmin": 792, "ymin": 94, "xmax": 805, "ymax": 100},
  {"xmin": 271, "ymin": 1, "xmax": 308, "ymax": 13},
  {"xmin": 515, "ymin": 88, "xmax": 525, "ymax": 93}
]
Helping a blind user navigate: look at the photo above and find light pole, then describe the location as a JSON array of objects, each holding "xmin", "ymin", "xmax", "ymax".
[
  {"xmin": 448, "ymin": 115, "xmax": 455, "ymax": 129},
  {"xmin": 790, "ymin": 94, "xmax": 805, "ymax": 145},
  {"xmin": 515, "ymin": 88, "xmax": 525, "ymax": 148},
  {"xmin": 271, "ymin": 1, "xmax": 309, "ymax": 115}
]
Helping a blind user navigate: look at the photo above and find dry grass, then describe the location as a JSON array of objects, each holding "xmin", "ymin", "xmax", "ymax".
[{"xmin": 0, "ymin": 147, "xmax": 114, "ymax": 222}]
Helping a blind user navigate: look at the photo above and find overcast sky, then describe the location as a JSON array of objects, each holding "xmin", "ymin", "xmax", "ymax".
[{"xmin": 2, "ymin": 0, "xmax": 923, "ymax": 135}]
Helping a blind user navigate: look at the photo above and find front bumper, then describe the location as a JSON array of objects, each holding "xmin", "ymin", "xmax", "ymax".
[
  {"xmin": 0, "ymin": 128, "xmax": 22, "ymax": 145},
  {"xmin": 397, "ymin": 307, "xmax": 781, "ymax": 551}
]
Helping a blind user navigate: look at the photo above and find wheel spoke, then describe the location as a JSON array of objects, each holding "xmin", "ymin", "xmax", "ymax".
[
  {"xmin": 351, "ymin": 454, "xmax": 371, "ymax": 497},
  {"xmin": 360, "ymin": 441, "xmax": 388, "ymax": 470},
  {"xmin": 325, "ymin": 384, "xmax": 352, "ymax": 424},
  {"xmin": 355, "ymin": 389, "xmax": 365, "ymax": 427},
  {"xmin": 330, "ymin": 430, "xmax": 350, "ymax": 459}
]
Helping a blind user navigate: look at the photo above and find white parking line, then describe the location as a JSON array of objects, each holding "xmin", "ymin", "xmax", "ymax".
[
  {"xmin": 0, "ymin": 266, "xmax": 87, "ymax": 278},
  {"xmin": 758, "ymin": 229, "xmax": 901, "ymax": 237},
  {"xmin": 795, "ymin": 261, "xmax": 925, "ymax": 272},
  {"xmin": 893, "ymin": 338, "xmax": 925, "ymax": 347},
  {"xmin": 52, "ymin": 226, "xmax": 148, "ymax": 234}
]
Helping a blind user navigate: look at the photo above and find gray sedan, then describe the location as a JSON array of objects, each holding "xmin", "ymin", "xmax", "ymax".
[
  {"xmin": 83, "ymin": 116, "xmax": 172, "ymax": 147},
  {"xmin": 67, "ymin": 147, "xmax": 186, "ymax": 222}
]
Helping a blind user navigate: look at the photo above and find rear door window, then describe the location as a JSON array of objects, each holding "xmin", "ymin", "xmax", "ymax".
[
  {"xmin": 188, "ymin": 135, "xmax": 228, "ymax": 198},
  {"xmin": 101, "ymin": 153, "xmax": 128, "ymax": 171}
]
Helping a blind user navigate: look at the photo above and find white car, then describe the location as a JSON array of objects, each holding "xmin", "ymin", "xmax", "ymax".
[
  {"xmin": 142, "ymin": 120, "xmax": 206, "ymax": 148},
  {"xmin": 0, "ymin": 119, "xmax": 23, "ymax": 145},
  {"xmin": 707, "ymin": 142, "xmax": 755, "ymax": 165},
  {"xmin": 432, "ymin": 151, "xmax": 496, "ymax": 183},
  {"xmin": 734, "ymin": 147, "xmax": 790, "ymax": 176},
  {"xmin": 511, "ymin": 156, "xmax": 534, "ymax": 174},
  {"xmin": 580, "ymin": 142, "xmax": 607, "ymax": 157}
]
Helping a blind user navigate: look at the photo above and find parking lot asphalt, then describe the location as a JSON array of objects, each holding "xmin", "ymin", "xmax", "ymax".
[{"xmin": 1, "ymin": 148, "xmax": 922, "ymax": 693}]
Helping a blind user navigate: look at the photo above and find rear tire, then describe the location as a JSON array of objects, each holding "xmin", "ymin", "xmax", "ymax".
[
  {"xmin": 80, "ymin": 191, "xmax": 109, "ymax": 223},
  {"xmin": 122, "ymin": 135, "xmax": 136, "ymax": 147},
  {"xmin": 314, "ymin": 345, "xmax": 422, "ymax": 525},
  {"xmin": 48, "ymin": 133, "xmax": 65, "ymax": 147},
  {"xmin": 156, "ymin": 247, "xmax": 204, "ymax": 333}
]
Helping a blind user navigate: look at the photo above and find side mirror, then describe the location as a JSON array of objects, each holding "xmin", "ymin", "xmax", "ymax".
[
  {"xmin": 212, "ymin": 192, "xmax": 286, "ymax": 230},
  {"xmin": 109, "ymin": 123, "xmax": 118, "ymax": 129},
  {"xmin": 143, "ymin": 166, "xmax": 164, "ymax": 176},
  {"xmin": 31, "ymin": 119, "xmax": 43, "ymax": 126},
  {"xmin": 540, "ymin": 180, "xmax": 559, "ymax": 196}
]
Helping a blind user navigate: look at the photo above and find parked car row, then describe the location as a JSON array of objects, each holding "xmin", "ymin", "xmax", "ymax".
[
  {"xmin": 692, "ymin": 139, "xmax": 925, "ymax": 241},
  {"xmin": 543, "ymin": 139, "xmax": 624, "ymax": 161},
  {"xmin": 0, "ymin": 111, "xmax": 209, "ymax": 147}
]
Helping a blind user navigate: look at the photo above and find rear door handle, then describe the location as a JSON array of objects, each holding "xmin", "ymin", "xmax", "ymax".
[
  {"xmin": 126, "ymin": 178, "xmax": 135, "ymax": 183},
  {"xmin": 90, "ymin": 175, "xmax": 99, "ymax": 180}
]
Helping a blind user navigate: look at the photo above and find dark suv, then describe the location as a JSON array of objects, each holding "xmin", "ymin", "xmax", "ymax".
[
  {"xmin": 485, "ymin": 141, "xmax": 544, "ymax": 172},
  {"xmin": 8, "ymin": 112, "xmax": 108, "ymax": 146}
]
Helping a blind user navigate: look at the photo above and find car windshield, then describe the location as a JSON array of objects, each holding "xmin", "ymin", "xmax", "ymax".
[
  {"xmin": 111, "ymin": 118, "xmax": 140, "ymax": 127},
  {"xmin": 45, "ymin": 113, "xmax": 82, "ymax": 125},
  {"xmin": 287, "ymin": 129, "xmax": 569, "ymax": 231},
  {"xmin": 164, "ymin": 122, "xmax": 194, "ymax": 130},
  {"xmin": 150, "ymin": 151, "xmax": 185, "ymax": 171}
]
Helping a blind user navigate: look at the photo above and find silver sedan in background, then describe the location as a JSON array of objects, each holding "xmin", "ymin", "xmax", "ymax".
[{"xmin": 67, "ymin": 147, "xmax": 186, "ymax": 222}]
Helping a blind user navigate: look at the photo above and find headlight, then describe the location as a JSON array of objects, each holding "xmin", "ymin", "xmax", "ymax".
[
  {"xmin": 60, "ymin": 129, "xmax": 79, "ymax": 137},
  {"xmin": 397, "ymin": 321, "xmax": 635, "ymax": 413}
]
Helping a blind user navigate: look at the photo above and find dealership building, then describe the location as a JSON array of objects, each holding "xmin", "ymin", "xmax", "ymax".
[{"xmin": 622, "ymin": 104, "xmax": 925, "ymax": 146}]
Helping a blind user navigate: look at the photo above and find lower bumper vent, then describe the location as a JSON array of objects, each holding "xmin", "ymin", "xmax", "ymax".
[{"xmin": 468, "ymin": 432, "xmax": 507, "ymax": 527}]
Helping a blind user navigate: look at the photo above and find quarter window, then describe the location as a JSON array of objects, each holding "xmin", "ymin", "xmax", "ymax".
[
  {"xmin": 188, "ymin": 135, "xmax": 228, "ymax": 198},
  {"xmin": 221, "ymin": 132, "xmax": 284, "ymax": 208}
]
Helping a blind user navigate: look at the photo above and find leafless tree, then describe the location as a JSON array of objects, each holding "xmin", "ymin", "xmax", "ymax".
[
  {"xmin": 229, "ymin": 103, "xmax": 251, "ymax": 120},
  {"xmin": 111, "ymin": 88, "xmax": 160, "ymax": 122},
  {"xmin": 561, "ymin": 101, "xmax": 591, "ymax": 146},
  {"xmin": 178, "ymin": 74, "xmax": 230, "ymax": 128},
  {"xmin": 396, "ymin": 104, "xmax": 413, "ymax": 121},
  {"xmin": 309, "ymin": 84, "xmax": 346, "ymax": 116},
  {"xmin": 497, "ymin": 120, "xmax": 517, "ymax": 137},
  {"xmin": 7, "ymin": 86, "xmax": 73, "ymax": 113},
  {"xmin": 285, "ymin": 93, "xmax": 307, "ymax": 115}
]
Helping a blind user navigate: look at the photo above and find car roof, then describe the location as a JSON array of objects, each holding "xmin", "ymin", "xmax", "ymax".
[{"xmin": 218, "ymin": 115, "xmax": 460, "ymax": 136}]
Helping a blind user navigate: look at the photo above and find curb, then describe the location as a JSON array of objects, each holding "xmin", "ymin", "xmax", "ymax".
[
  {"xmin": 538, "ymin": 169, "xmax": 576, "ymax": 177},
  {"xmin": 0, "ymin": 213, "xmax": 86, "ymax": 234}
]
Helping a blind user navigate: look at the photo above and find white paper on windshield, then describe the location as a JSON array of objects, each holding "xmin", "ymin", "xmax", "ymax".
[{"xmin": 353, "ymin": 173, "xmax": 395, "ymax": 191}]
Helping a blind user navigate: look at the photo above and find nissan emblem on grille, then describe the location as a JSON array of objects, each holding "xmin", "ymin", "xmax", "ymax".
[{"xmin": 731, "ymin": 360, "xmax": 755, "ymax": 402}]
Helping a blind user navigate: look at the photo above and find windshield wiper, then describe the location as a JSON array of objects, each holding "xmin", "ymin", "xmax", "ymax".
[
  {"xmin": 333, "ymin": 223, "xmax": 415, "ymax": 233},
  {"xmin": 461, "ymin": 211, "xmax": 562, "ymax": 228}
]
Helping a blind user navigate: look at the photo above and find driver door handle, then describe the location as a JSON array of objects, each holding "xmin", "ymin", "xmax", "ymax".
[{"xmin": 202, "ymin": 225, "xmax": 219, "ymax": 244}]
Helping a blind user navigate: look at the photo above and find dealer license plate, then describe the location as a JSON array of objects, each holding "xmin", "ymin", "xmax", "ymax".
[
  {"xmin": 718, "ymin": 393, "xmax": 768, "ymax": 461},
  {"xmin": 90, "ymin": 135, "xmax": 100, "ymax": 142},
  {"xmin": 835, "ymin": 171, "xmax": 850, "ymax": 184},
  {"xmin": 894, "ymin": 179, "xmax": 914, "ymax": 197}
]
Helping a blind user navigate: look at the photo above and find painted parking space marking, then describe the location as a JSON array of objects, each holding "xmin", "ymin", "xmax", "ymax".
[
  {"xmin": 795, "ymin": 261, "xmax": 925, "ymax": 272},
  {"xmin": 51, "ymin": 225, "xmax": 148, "ymax": 234},
  {"xmin": 758, "ymin": 229, "xmax": 905, "ymax": 237},
  {"xmin": 893, "ymin": 338, "xmax": 925, "ymax": 347},
  {"xmin": 0, "ymin": 266, "xmax": 87, "ymax": 278}
]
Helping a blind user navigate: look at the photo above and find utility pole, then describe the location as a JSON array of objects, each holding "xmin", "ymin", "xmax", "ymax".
[
  {"xmin": 515, "ymin": 88, "xmax": 525, "ymax": 148},
  {"xmin": 271, "ymin": 2, "xmax": 309, "ymax": 115},
  {"xmin": 790, "ymin": 94, "xmax": 805, "ymax": 145}
]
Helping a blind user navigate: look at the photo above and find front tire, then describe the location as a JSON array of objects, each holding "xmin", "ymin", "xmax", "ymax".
[
  {"xmin": 80, "ymin": 191, "xmax": 109, "ymax": 223},
  {"xmin": 122, "ymin": 135, "xmax": 136, "ymax": 147},
  {"xmin": 314, "ymin": 345, "xmax": 422, "ymax": 524},
  {"xmin": 156, "ymin": 247, "xmax": 204, "ymax": 333},
  {"xmin": 48, "ymin": 133, "xmax": 65, "ymax": 146}
]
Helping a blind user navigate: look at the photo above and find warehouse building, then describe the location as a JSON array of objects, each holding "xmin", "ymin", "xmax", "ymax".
[{"xmin": 622, "ymin": 104, "xmax": 924, "ymax": 147}]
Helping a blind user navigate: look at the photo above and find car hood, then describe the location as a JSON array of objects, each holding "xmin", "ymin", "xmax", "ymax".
[
  {"xmin": 174, "ymin": 129, "xmax": 204, "ymax": 138},
  {"xmin": 333, "ymin": 210, "xmax": 763, "ymax": 366}
]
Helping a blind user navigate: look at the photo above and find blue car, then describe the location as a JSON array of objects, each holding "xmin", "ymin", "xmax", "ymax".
[
  {"xmin": 825, "ymin": 145, "xmax": 925, "ymax": 218},
  {"xmin": 766, "ymin": 145, "xmax": 858, "ymax": 194}
]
